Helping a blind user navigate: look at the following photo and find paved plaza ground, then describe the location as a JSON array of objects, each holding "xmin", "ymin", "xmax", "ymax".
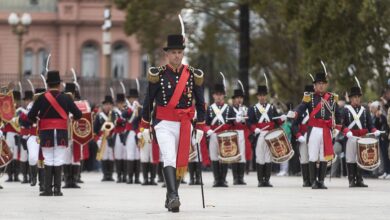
[{"xmin": 1, "ymin": 171, "xmax": 390, "ymax": 220}]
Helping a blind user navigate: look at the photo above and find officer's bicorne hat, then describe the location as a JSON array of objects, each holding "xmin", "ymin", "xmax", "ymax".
[
  {"xmin": 232, "ymin": 89, "xmax": 244, "ymax": 99},
  {"xmin": 128, "ymin": 89, "xmax": 139, "ymax": 98},
  {"xmin": 257, "ymin": 85, "xmax": 268, "ymax": 95},
  {"xmin": 304, "ymin": 85, "xmax": 314, "ymax": 93},
  {"xmin": 163, "ymin": 34, "xmax": 185, "ymax": 51},
  {"xmin": 116, "ymin": 93, "xmax": 126, "ymax": 103},
  {"xmin": 213, "ymin": 84, "xmax": 225, "ymax": 95},
  {"xmin": 102, "ymin": 95, "xmax": 114, "ymax": 105},
  {"xmin": 65, "ymin": 83, "xmax": 76, "ymax": 94},
  {"xmin": 13, "ymin": 90, "xmax": 21, "ymax": 101},
  {"xmin": 313, "ymin": 71, "xmax": 328, "ymax": 83},
  {"xmin": 23, "ymin": 91, "xmax": 33, "ymax": 100},
  {"xmin": 46, "ymin": 70, "xmax": 62, "ymax": 86}
]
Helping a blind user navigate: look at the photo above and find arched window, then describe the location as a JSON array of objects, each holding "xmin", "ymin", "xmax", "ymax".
[
  {"xmin": 81, "ymin": 42, "xmax": 99, "ymax": 78},
  {"xmin": 37, "ymin": 48, "xmax": 48, "ymax": 75},
  {"xmin": 111, "ymin": 42, "xmax": 129, "ymax": 79},
  {"xmin": 23, "ymin": 49, "xmax": 34, "ymax": 76}
]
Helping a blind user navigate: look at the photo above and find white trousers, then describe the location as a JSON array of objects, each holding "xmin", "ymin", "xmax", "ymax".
[
  {"xmin": 114, "ymin": 135, "xmax": 127, "ymax": 160},
  {"xmin": 155, "ymin": 120, "xmax": 192, "ymax": 168},
  {"xmin": 307, "ymin": 127, "xmax": 328, "ymax": 162},
  {"xmin": 63, "ymin": 143, "xmax": 80, "ymax": 165},
  {"xmin": 346, "ymin": 137, "xmax": 358, "ymax": 163},
  {"xmin": 140, "ymin": 142, "xmax": 153, "ymax": 163},
  {"xmin": 42, "ymin": 146, "xmax": 66, "ymax": 166},
  {"xmin": 97, "ymin": 139, "xmax": 114, "ymax": 161},
  {"xmin": 299, "ymin": 133, "xmax": 309, "ymax": 164},
  {"xmin": 255, "ymin": 131, "xmax": 272, "ymax": 164},
  {"xmin": 236, "ymin": 130, "xmax": 246, "ymax": 163},
  {"xmin": 27, "ymin": 136, "xmax": 40, "ymax": 166},
  {"xmin": 209, "ymin": 133, "xmax": 219, "ymax": 161},
  {"xmin": 5, "ymin": 132, "xmax": 18, "ymax": 160},
  {"xmin": 126, "ymin": 131, "xmax": 140, "ymax": 160}
]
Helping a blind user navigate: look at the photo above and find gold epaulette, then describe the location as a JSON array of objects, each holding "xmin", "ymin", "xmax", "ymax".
[
  {"xmin": 65, "ymin": 92, "xmax": 74, "ymax": 100},
  {"xmin": 148, "ymin": 66, "xmax": 164, "ymax": 83},
  {"xmin": 302, "ymin": 92, "xmax": 311, "ymax": 103},
  {"xmin": 189, "ymin": 65, "xmax": 204, "ymax": 86},
  {"xmin": 33, "ymin": 92, "xmax": 44, "ymax": 102},
  {"xmin": 332, "ymin": 93, "xmax": 339, "ymax": 102}
]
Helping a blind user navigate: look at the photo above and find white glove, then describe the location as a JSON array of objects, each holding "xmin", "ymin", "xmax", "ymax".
[
  {"xmin": 207, "ymin": 129, "xmax": 214, "ymax": 136},
  {"xmin": 287, "ymin": 110, "xmax": 296, "ymax": 118},
  {"xmin": 346, "ymin": 131, "xmax": 353, "ymax": 138},
  {"xmin": 374, "ymin": 130, "xmax": 381, "ymax": 137},
  {"xmin": 136, "ymin": 132, "xmax": 142, "ymax": 139},
  {"xmin": 254, "ymin": 128, "xmax": 261, "ymax": 135},
  {"xmin": 279, "ymin": 115, "xmax": 287, "ymax": 121},
  {"xmin": 192, "ymin": 129, "xmax": 204, "ymax": 146},
  {"xmin": 0, "ymin": 130, "xmax": 3, "ymax": 138},
  {"xmin": 298, "ymin": 136, "xmax": 306, "ymax": 143},
  {"xmin": 333, "ymin": 129, "xmax": 340, "ymax": 137},
  {"xmin": 142, "ymin": 129, "xmax": 151, "ymax": 142}
]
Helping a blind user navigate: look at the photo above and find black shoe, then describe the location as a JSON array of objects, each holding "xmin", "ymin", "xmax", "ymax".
[
  {"xmin": 301, "ymin": 163, "xmax": 311, "ymax": 187},
  {"xmin": 53, "ymin": 166, "xmax": 63, "ymax": 196},
  {"xmin": 163, "ymin": 166, "xmax": 180, "ymax": 212},
  {"xmin": 257, "ymin": 164, "xmax": 264, "ymax": 187},
  {"xmin": 355, "ymin": 164, "xmax": 368, "ymax": 187},
  {"xmin": 347, "ymin": 163, "xmax": 357, "ymax": 188},
  {"xmin": 40, "ymin": 166, "xmax": 53, "ymax": 196}
]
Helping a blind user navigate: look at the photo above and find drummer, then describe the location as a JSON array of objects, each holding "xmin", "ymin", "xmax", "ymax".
[
  {"xmin": 342, "ymin": 80, "xmax": 380, "ymax": 187},
  {"xmin": 206, "ymin": 83, "xmax": 235, "ymax": 187},
  {"xmin": 248, "ymin": 84, "xmax": 287, "ymax": 187}
]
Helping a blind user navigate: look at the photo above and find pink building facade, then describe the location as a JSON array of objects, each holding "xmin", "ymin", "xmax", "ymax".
[{"xmin": 0, "ymin": 0, "xmax": 144, "ymax": 81}]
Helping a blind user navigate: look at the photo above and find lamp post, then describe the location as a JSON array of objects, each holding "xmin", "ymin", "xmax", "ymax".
[
  {"xmin": 102, "ymin": 1, "xmax": 112, "ymax": 91},
  {"xmin": 8, "ymin": 13, "xmax": 32, "ymax": 82}
]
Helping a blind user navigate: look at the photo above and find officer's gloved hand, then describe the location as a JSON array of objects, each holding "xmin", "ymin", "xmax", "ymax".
[
  {"xmin": 235, "ymin": 115, "xmax": 243, "ymax": 123},
  {"xmin": 279, "ymin": 115, "xmax": 287, "ymax": 121},
  {"xmin": 254, "ymin": 128, "xmax": 261, "ymax": 135},
  {"xmin": 287, "ymin": 110, "xmax": 296, "ymax": 118},
  {"xmin": 142, "ymin": 129, "xmax": 151, "ymax": 142},
  {"xmin": 206, "ymin": 129, "xmax": 214, "ymax": 136},
  {"xmin": 298, "ymin": 136, "xmax": 306, "ymax": 143},
  {"xmin": 346, "ymin": 131, "xmax": 353, "ymax": 138},
  {"xmin": 136, "ymin": 132, "xmax": 142, "ymax": 139},
  {"xmin": 374, "ymin": 130, "xmax": 381, "ymax": 137}
]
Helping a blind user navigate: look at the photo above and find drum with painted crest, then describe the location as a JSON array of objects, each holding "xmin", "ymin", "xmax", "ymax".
[
  {"xmin": 217, "ymin": 130, "xmax": 241, "ymax": 163},
  {"xmin": 264, "ymin": 128, "xmax": 294, "ymax": 163},
  {"xmin": 357, "ymin": 137, "xmax": 380, "ymax": 171}
]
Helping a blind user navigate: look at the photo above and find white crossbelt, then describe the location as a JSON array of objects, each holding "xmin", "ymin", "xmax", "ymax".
[
  {"xmin": 211, "ymin": 103, "xmax": 228, "ymax": 125},
  {"xmin": 345, "ymin": 105, "xmax": 364, "ymax": 129},
  {"xmin": 255, "ymin": 103, "xmax": 271, "ymax": 123},
  {"xmin": 302, "ymin": 110, "xmax": 310, "ymax": 125}
]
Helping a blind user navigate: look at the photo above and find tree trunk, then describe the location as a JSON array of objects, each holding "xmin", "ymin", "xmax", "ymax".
[{"xmin": 239, "ymin": 3, "xmax": 250, "ymax": 105}]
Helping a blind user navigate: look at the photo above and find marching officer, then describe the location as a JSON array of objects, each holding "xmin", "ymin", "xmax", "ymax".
[
  {"xmin": 292, "ymin": 85, "xmax": 314, "ymax": 187},
  {"xmin": 248, "ymin": 84, "xmax": 286, "ymax": 187},
  {"xmin": 293, "ymin": 70, "xmax": 341, "ymax": 189},
  {"xmin": 140, "ymin": 33, "xmax": 206, "ymax": 212},
  {"xmin": 206, "ymin": 83, "xmax": 235, "ymax": 187},
  {"xmin": 94, "ymin": 95, "xmax": 116, "ymax": 181},
  {"xmin": 113, "ymin": 93, "xmax": 128, "ymax": 183},
  {"xmin": 28, "ymin": 70, "xmax": 82, "ymax": 196},
  {"xmin": 342, "ymin": 80, "xmax": 380, "ymax": 187}
]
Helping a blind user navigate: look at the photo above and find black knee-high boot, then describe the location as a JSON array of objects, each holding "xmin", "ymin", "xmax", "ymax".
[
  {"xmin": 141, "ymin": 162, "xmax": 149, "ymax": 185},
  {"xmin": 238, "ymin": 163, "xmax": 247, "ymax": 185},
  {"xmin": 53, "ymin": 166, "xmax": 63, "ymax": 196},
  {"xmin": 163, "ymin": 166, "xmax": 180, "ymax": 213},
  {"xmin": 220, "ymin": 163, "xmax": 228, "ymax": 187},
  {"xmin": 71, "ymin": 165, "xmax": 81, "ymax": 188},
  {"xmin": 40, "ymin": 166, "xmax": 53, "ymax": 196},
  {"xmin": 122, "ymin": 160, "xmax": 127, "ymax": 183},
  {"xmin": 38, "ymin": 167, "xmax": 45, "ymax": 192},
  {"xmin": 263, "ymin": 163, "xmax": 273, "ymax": 187},
  {"xmin": 13, "ymin": 160, "xmax": 20, "ymax": 182},
  {"xmin": 188, "ymin": 162, "xmax": 195, "ymax": 185},
  {"xmin": 257, "ymin": 164, "xmax": 264, "ymax": 187},
  {"xmin": 309, "ymin": 162, "xmax": 318, "ymax": 189},
  {"xmin": 127, "ymin": 160, "xmax": 135, "ymax": 184},
  {"xmin": 30, "ymin": 165, "xmax": 38, "ymax": 186},
  {"xmin": 355, "ymin": 164, "xmax": 368, "ymax": 187},
  {"xmin": 134, "ymin": 160, "xmax": 141, "ymax": 184},
  {"xmin": 347, "ymin": 163, "xmax": 357, "ymax": 187},
  {"xmin": 211, "ymin": 161, "xmax": 220, "ymax": 187},
  {"xmin": 232, "ymin": 163, "xmax": 239, "ymax": 185},
  {"xmin": 20, "ymin": 162, "xmax": 29, "ymax": 184},
  {"xmin": 157, "ymin": 162, "xmax": 164, "ymax": 182},
  {"xmin": 301, "ymin": 163, "xmax": 311, "ymax": 187},
  {"xmin": 317, "ymin": 162, "xmax": 328, "ymax": 189},
  {"xmin": 149, "ymin": 163, "xmax": 158, "ymax": 185},
  {"xmin": 116, "ymin": 160, "xmax": 123, "ymax": 183},
  {"xmin": 62, "ymin": 165, "xmax": 72, "ymax": 188}
]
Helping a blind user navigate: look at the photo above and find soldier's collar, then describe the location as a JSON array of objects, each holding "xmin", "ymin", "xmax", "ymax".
[{"xmin": 166, "ymin": 64, "xmax": 183, "ymax": 73}]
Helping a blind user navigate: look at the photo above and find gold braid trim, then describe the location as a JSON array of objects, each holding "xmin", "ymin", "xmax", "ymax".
[
  {"xmin": 190, "ymin": 66, "xmax": 204, "ymax": 86},
  {"xmin": 176, "ymin": 166, "xmax": 188, "ymax": 180},
  {"xmin": 302, "ymin": 92, "xmax": 311, "ymax": 103}
]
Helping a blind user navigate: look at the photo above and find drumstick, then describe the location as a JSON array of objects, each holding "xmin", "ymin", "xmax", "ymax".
[
  {"xmin": 272, "ymin": 115, "xmax": 286, "ymax": 120},
  {"xmin": 207, "ymin": 124, "xmax": 225, "ymax": 137},
  {"xmin": 366, "ymin": 131, "xmax": 386, "ymax": 136}
]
